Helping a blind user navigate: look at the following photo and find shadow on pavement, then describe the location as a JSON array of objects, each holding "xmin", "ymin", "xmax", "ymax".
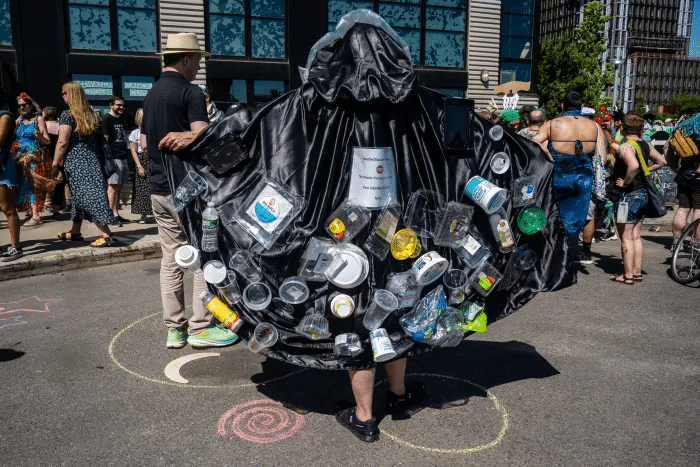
[
  {"xmin": 19, "ymin": 225, "xmax": 158, "ymax": 256},
  {"xmin": 0, "ymin": 348, "xmax": 25, "ymax": 362},
  {"xmin": 253, "ymin": 340, "xmax": 559, "ymax": 416}
]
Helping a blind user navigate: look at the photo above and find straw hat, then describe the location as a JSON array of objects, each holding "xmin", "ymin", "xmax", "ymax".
[{"xmin": 161, "ymin": 33, "xmax": 210, "ymax": 57}]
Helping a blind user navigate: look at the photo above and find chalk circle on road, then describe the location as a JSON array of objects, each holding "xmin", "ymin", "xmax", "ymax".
[
  {"xmin": 109, "ymin": 312, "xmax": 305, "ymax": 389},
  {"xmin": 376, "ymin": 373, "xmax": 509, "ymax": 455},
  {"xmin": 217, "ymin": 399, "xmax": 305, "ymax": 444},
  {"xmin": 164, "ymin": 352, "xmax": 221, "ymax": 384}
]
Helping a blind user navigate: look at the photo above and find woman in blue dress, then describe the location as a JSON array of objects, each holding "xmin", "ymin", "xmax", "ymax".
[{"xmin": 0, "ymin": 89, "xmax": 26, "ymax": 261}]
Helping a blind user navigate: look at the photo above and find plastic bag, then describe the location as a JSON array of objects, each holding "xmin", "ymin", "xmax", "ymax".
[
  {"xmin": 399, "ymin": 285, "xmax": 446, "ymax": 342},
  {"xmin": 423, "ymin": 307, "xmax": 465, "ymax": 347}
]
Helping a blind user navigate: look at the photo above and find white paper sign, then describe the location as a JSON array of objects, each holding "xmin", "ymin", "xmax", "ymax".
[{"xmin": 348, "ymin": 147, "xmax": 398, "ymax": 209}]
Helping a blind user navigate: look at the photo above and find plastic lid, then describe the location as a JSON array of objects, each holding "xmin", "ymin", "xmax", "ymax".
[
  {"xmin": 279, "ymin": 277, "xmax": 310, "ymax": 304},
  {"xmin": 243, "ymin": 282, "xmax": 272, "ymax": 311},
  {"xmin": 490, "ymin": 152, "xmax": 510, "ymax": 174},
  {"xmin": 176, "ymin": 245, "xmax": 196, "ymax": 263},
  {"xmin": 327, "ymin": 248, "xmax": 368, "ymax": 289},
  {"xmin": 203, "ymin": 261, "xmax": 227, "ymax": 285}
]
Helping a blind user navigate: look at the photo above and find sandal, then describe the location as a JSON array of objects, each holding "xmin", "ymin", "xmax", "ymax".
[
  {"xmin": 609, "ymin": 273, "xmax": 635, "ymax": 285},
  {"xmin": 632, "ymin": 274, "xmax": 643, "ymax": 282},
  {"xmin": 57, "ymin": 232, "xmax": 84, "ymax": 241},
  {"xmin": 90, "ymin": 236, "xmax": 117, "ymax": 248}
]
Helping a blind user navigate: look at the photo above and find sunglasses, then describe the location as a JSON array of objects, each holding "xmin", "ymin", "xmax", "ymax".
[{"xmin": 18, "ymin": 103, "xmax": 30, "ymax": 108}]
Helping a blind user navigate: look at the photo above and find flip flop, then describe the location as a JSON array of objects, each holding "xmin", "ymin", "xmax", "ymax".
[{"xmin": 609, "ymin": 273, "xmax": 634, "ymax": 285}]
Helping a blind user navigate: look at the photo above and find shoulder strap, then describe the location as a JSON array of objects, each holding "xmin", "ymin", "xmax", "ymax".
[{"xmin": 627, "ymin": 140, "xmax": 650, "ymax": 177}]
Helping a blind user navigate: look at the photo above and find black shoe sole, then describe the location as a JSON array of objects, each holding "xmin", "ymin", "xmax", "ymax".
[{"xmin": 335, "ymin": 410, "xmax": 379, "ymax": 443}]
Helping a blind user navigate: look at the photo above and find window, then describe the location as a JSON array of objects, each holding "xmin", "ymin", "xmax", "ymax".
[
  {"xmin": 67, "ymin": 0, "xmax": 157, "ymax": 52},
  {"xmin": 208, "ymin": 0, "xmax": 286, "ymax": 59},
  {"xmin": 0, "ymin": 0, "xmax": 11, "ymax": 46},
  {"xmin": 499, "ymin": 0, "xmax": 534, "ymax": 84},
  {"xmin": 327, "ymin": 0, "xmax": 467, "ymax": 69},
  {"xmin": 227, "ymin": 79, "xmax": 287, "ymax": 104}
]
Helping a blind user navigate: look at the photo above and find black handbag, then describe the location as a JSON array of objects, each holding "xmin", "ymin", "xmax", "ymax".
[
  {"xmin": 96, "ymin": 124, "xmax": 118, "ymax": 179},
  {"xmin": 628, "ymin": 140, "xmax": 667, "ymax": 219}
]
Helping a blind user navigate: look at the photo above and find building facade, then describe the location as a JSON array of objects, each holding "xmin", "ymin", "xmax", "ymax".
[{"xmin": 0, "ymin": 0, "xmax": 539, "ymax": 115}]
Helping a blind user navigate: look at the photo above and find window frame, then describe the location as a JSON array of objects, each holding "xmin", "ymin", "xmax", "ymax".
[{"xmin": 498, "ymin": 0, "xmax": 535, "ymax": 85}]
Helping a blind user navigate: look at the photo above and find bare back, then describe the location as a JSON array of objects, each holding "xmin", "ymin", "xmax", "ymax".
[{"xmin": 540, "ymin": 115, "xmax": 600, "ymax": 155}]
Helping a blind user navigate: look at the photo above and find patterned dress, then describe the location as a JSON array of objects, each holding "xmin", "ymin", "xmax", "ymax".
[
  {"xmin": 128, "ymin": 128, "xmax": 152, "ymax": 215},
  {"xmin": 59, "ymin": 111, "xmax": 116, "ymax": 225},
  {"xmin": 12, "ymin": 117, "xmax": 53, "ymax": 208}
]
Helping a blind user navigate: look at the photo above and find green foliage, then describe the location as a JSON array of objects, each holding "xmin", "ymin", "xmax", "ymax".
[
  {"xmin": 669, "ymin": 94, "xmax": 700, "ymax": 115},
  {"xmin": 633, "ymin": 97, "xmax": 646, "ymax": 114},
  {"xmin": 537, "ymin": 1, "xmax": 614, "ymax": 117}
]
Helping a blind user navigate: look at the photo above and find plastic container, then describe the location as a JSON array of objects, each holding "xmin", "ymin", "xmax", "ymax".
[
  {"xmin": 464, "ymin": 176, "xmax": 507, "ymax": 214},
  {"xmin": 490, "ymin": 152, "xmax": 510, "ymax": 174},
  {"xmin": 411, "ymin": 251, "xmax": 449, "ymax": 285},
  {"xmin": 201, "ymin": 202, "xmax": 219, "ymax": 252},
  {"xmin": 242, "ymin": 282, "xmax": 272, "ymax": 311},
  {"xmin": 433, "ymin": 201, "xmax": 474, "ymax": 248},
  {"xmin": 386, "ymin": 271, "xmax": 422, "ymax": 309},
  {"xmin": 278, "ymin": 276, "xmax": 309, "ymax": 305},
  {"xmin": 248, "ymin": 323, "xmax": 279, "ymax": 353},
  {"xmin": 363, "ymin": 203, "xmax": 401, "ymax": 260},
  {"xmin": 330, "ymin": 294, "xmax": 355, "ymax": 318},
  {"xmin": 362, "ymin": 289, "xmax": 399, "ymax": 330},
  {"xmin": 403, "ymin": 189, "xmax": 445, "ymax": 238},
  {"xmin": 200, "ymin": 291, "xmax": 243, "ymax": 332},
  {"xmin": 236, "ymin": 178, "xmax": 306, "ymax": 249},
  {"xmin": 489, "ymin": 125, "xmax": 503, "ymax": 141},
  {"xmin": 517, "ymin": 205, "xmax": 547, "ymax": 235},
  {"xmin": 324, "ymin": 199, "xmax": 371, "ymax": 243},
  {"xmin": 512, "ymin": 176, "xmax": 537, "ymax": 208},
  {"xmin": 298, "ymin": 237, "xmax": 338, "ymax": 281},
  {"xmin": 390, "ymin": 228, "xmax": 422, "ymax": 260},
  {"xmin": 391, "ymin": 336, "xmax": 415, "ymax": 357},
  {"xmin": 170, "ymin": 170, "xmax": 207, "ymax": 211},
  {"xmin": 468, "ymin": 261, "xmax": 503, "ymax": 297},
  {"xmin": 175, "ymin": 245, "xmax": 200, "ymax": 272},
  {"xmin": 455, "ymin": 228, "xmax": 491, "ymax": 269},
  {"xmin": 294, "ymin": 312, "xmax": 331, "ymax": 340},
  {"xmin": 442, "ymin": 269, "xmax": 468, "ymax": 305},
  {"xmin": 488, "ymin": 208, "xmax": 516, "ymax": 252},
  {"xmin": 216, "ymin": 270, "xmax": 241, "ymax": 306},
  {"xmin": 228, "ymin": 249, "xmax": 263, "ymax": 283},
  {"xmin": 459, "ymin": 300, "xmax": 485, "ymax": 322},
  {"xmin": 369, "ymin": 328, "xmax": 397, "ymax": 362},
  {"xmin": 334, "ymin": 333, "xmax": 362, "ymax": 357},
  {"xmin": 325, "ymin": 244, "xmax": 369, "ymax": 289},
  {"xmin": 202, "ymin": 260, "xmax": 227, "ymax": 285}
]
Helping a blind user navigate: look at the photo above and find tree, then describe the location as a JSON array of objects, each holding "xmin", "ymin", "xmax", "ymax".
[
  {"xmin": 537, "ymin": 1, "xmax": 614, "ymax": 117},
  {"xmin": 669, "ymin": 94, "xmax": 700, "ymax": 115}
]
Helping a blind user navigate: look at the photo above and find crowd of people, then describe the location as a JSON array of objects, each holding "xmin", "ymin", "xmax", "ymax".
[{"xmin": 0, "ymin": 77, "xmax": 223, "ymax": 261}]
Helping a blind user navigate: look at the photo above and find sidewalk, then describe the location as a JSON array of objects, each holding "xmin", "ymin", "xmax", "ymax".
[{"xmin": 0, "ymin": 188, "xmax": 162, "ymax": 281}]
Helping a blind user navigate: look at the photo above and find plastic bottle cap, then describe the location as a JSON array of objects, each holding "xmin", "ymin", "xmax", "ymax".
[{"xmin": 175, "ymin": 245, "xmax": 199, "ymax": 268}]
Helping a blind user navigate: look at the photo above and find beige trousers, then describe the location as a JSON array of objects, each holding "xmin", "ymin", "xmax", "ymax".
[{"xmin": 151, "ymin": 194, "xmax": 210, "ymax": 334}]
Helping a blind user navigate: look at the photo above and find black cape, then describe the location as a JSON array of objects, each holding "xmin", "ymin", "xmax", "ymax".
[{"xmin": 164, "ymin": 22, "xmax": 574, "ymax": 370}]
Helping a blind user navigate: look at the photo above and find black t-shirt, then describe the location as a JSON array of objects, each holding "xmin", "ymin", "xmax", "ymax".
[
  {"xmin": 101, "ymin": 113, "xmax": 130, "ymax": 160},
  {"xmin": 142, "ymin": 71, "xmax": 208, "ymax": 196}
]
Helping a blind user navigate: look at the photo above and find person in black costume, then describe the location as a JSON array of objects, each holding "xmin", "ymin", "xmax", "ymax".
[{"xmin": 167, "ymin": 11, "xmax": 573, "ymax": 443}]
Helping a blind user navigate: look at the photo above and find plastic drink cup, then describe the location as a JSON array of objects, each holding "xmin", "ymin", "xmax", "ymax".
[
  {"xmin": 279, "ymin": 276, "xmax": 309, "ymax": 305},
  {"xmin": 200, "ymin": 291, "xmax": 243, "ymax": 332},
  {"xmin": 175, "ymin": 245, "xmax": 200, "ymax": 272},
  {"xmin": 369, "ymin": 328, "xmax": 397, "ymax": 362},
  {"xmin": 202, "ymin": 260, "xmax": 227, "ymax": 285},
  {"xmin": 242, "ymin": 282, "xmax": 272, "ymax": 311},
  {"xmin": 442, "ymin": 269, "xmax": 468, "ymax": 305},
  {"xmin": 517, "ymin": 205, "xmax": 547, "ymax": 235},
  {"xmin": 464, "ymin": 176, "xmax": 507, "ymax": 214},
  {"xmin": 216, "ymin": 270, "xmax": 241, "ymax": 305},
  {"xmin": 334, "ymin": 333, "xmax": 362, "ymax": 357},
  {"xmin": 170, "ymin": 170, "xmax": 207, "ymax": 211},
  {"xmin": 248, "ymin": 323, "xmax": 278, "ymax": 353},
  {"xmin": 362, "ymin": 289, "xmax": 399, "ymax": 330},
  {"xmin": 229, "ymin": 249, "xmax": 263, "ymax": 283}
]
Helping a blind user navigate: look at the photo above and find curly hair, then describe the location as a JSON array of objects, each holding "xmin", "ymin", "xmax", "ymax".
[{"xmin": 61, "ymin": 81, "xmax": 100, "ymax": 136}]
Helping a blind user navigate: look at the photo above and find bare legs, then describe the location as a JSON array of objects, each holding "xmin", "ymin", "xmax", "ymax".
[
  {"xmin": 0, "ymin": 185, "xmax": 20, "ymax": 247},
  {"xmin": 613, "ymin": 221, "xmax": 643, "ymax": 278},
  {"xmin": 108, "ymin": 184, "xmax": 121, "ymax": 217},
  {"xmin": 347, "ymin": 358, "xmax": 407, "ymax": 422},
  {"xmin": 582, "ymin": 218, "xmax": 595, "ymax": 245}
]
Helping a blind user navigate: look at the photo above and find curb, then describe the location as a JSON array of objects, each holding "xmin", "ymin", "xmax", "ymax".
[{"xmin": 0, "ymin": 240, "xmax": 162, "ymax": 282}]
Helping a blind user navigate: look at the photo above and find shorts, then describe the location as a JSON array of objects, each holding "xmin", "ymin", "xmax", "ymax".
[
  {"xmin": 107, "ymin": 159, "xmax": 130, "ymax": 185},
  {"xmin": 613, "ymin": 187, "xmax": 648, "ymax": 224},
  {"xmin": 586, "ymin": 198, "xmax": 596, "ymax": 221},
  {"xmin": 677, "ymin": 183, "xmax": 700, "ymax": 209}
]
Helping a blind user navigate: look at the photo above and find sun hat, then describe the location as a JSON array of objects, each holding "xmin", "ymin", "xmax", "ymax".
[{"xmin": 161, "ymin": 33, "xmax": 210, "ymax": 57}]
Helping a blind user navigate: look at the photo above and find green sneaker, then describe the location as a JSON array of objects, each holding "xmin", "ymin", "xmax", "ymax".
[
  {"xmin": 187, "ymin": 324, "xmax": 238, "ymax": 348},
  {"xmin": 166, "ymin": 328, "xmax": 188, "ymax": 349}
]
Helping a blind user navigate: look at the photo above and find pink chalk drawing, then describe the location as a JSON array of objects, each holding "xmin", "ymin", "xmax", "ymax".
[
  {"xmin": 0, "ymin": 316, "xmax": 27, "ymax": 329},
  {"xmin": 0, "ymin": 296, "xmax": 61, "ymax": 315},
  {"xmin": 217, "ymin": 399, "xmax": 305, "ymax": 444}
]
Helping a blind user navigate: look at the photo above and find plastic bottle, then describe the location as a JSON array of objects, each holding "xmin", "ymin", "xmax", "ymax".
[
  {"xmin": 200, "ymin": 291, "xmax": 243, "ymax": 332},
  {"xmin": 201, "ymin": 202, "xmax": 219, "ymax": 252}
]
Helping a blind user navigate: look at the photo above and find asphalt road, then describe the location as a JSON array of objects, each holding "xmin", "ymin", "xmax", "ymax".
[{"xmin": 1, "ymin": 232, "xmax": 698, "ymax": 467}]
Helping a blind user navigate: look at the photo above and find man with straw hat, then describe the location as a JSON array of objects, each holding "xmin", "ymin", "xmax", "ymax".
[{"xmin": 142, "ymin": 32, "xmax": 237, "ymax": 349}]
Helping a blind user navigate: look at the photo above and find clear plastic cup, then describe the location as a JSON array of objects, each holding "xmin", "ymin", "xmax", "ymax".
[
  {"xmin": 442, "ymin": 269, "xmax": 468, "ymax": 305},
  {"xmin": 362, "ymin": 289, "xmax": 399, "ymax": 330},
  {"xmin": 248, "ymin": 323, "xmax": 279, "ymax": 353},
  {"xmin": 169, "ymin": 170, "xmax": 207, "ymax": 211},
  {"xmin": 334, "ymin": 333, "xmax": 362, "ymax": 357},
  {"xmin": 279, "ymin": 276, "xmax": 309, "ymax": 305},
  {"xmin": 242, "ymin": 282, "xmax": 272, "ymax": 311},
  {"xmin": 216, "ymin": 270, "xmax": 241, "ymax": 305},
  {"xmin": 229, "ymin": 249, "xmax": 263, "ymax": 283}
]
